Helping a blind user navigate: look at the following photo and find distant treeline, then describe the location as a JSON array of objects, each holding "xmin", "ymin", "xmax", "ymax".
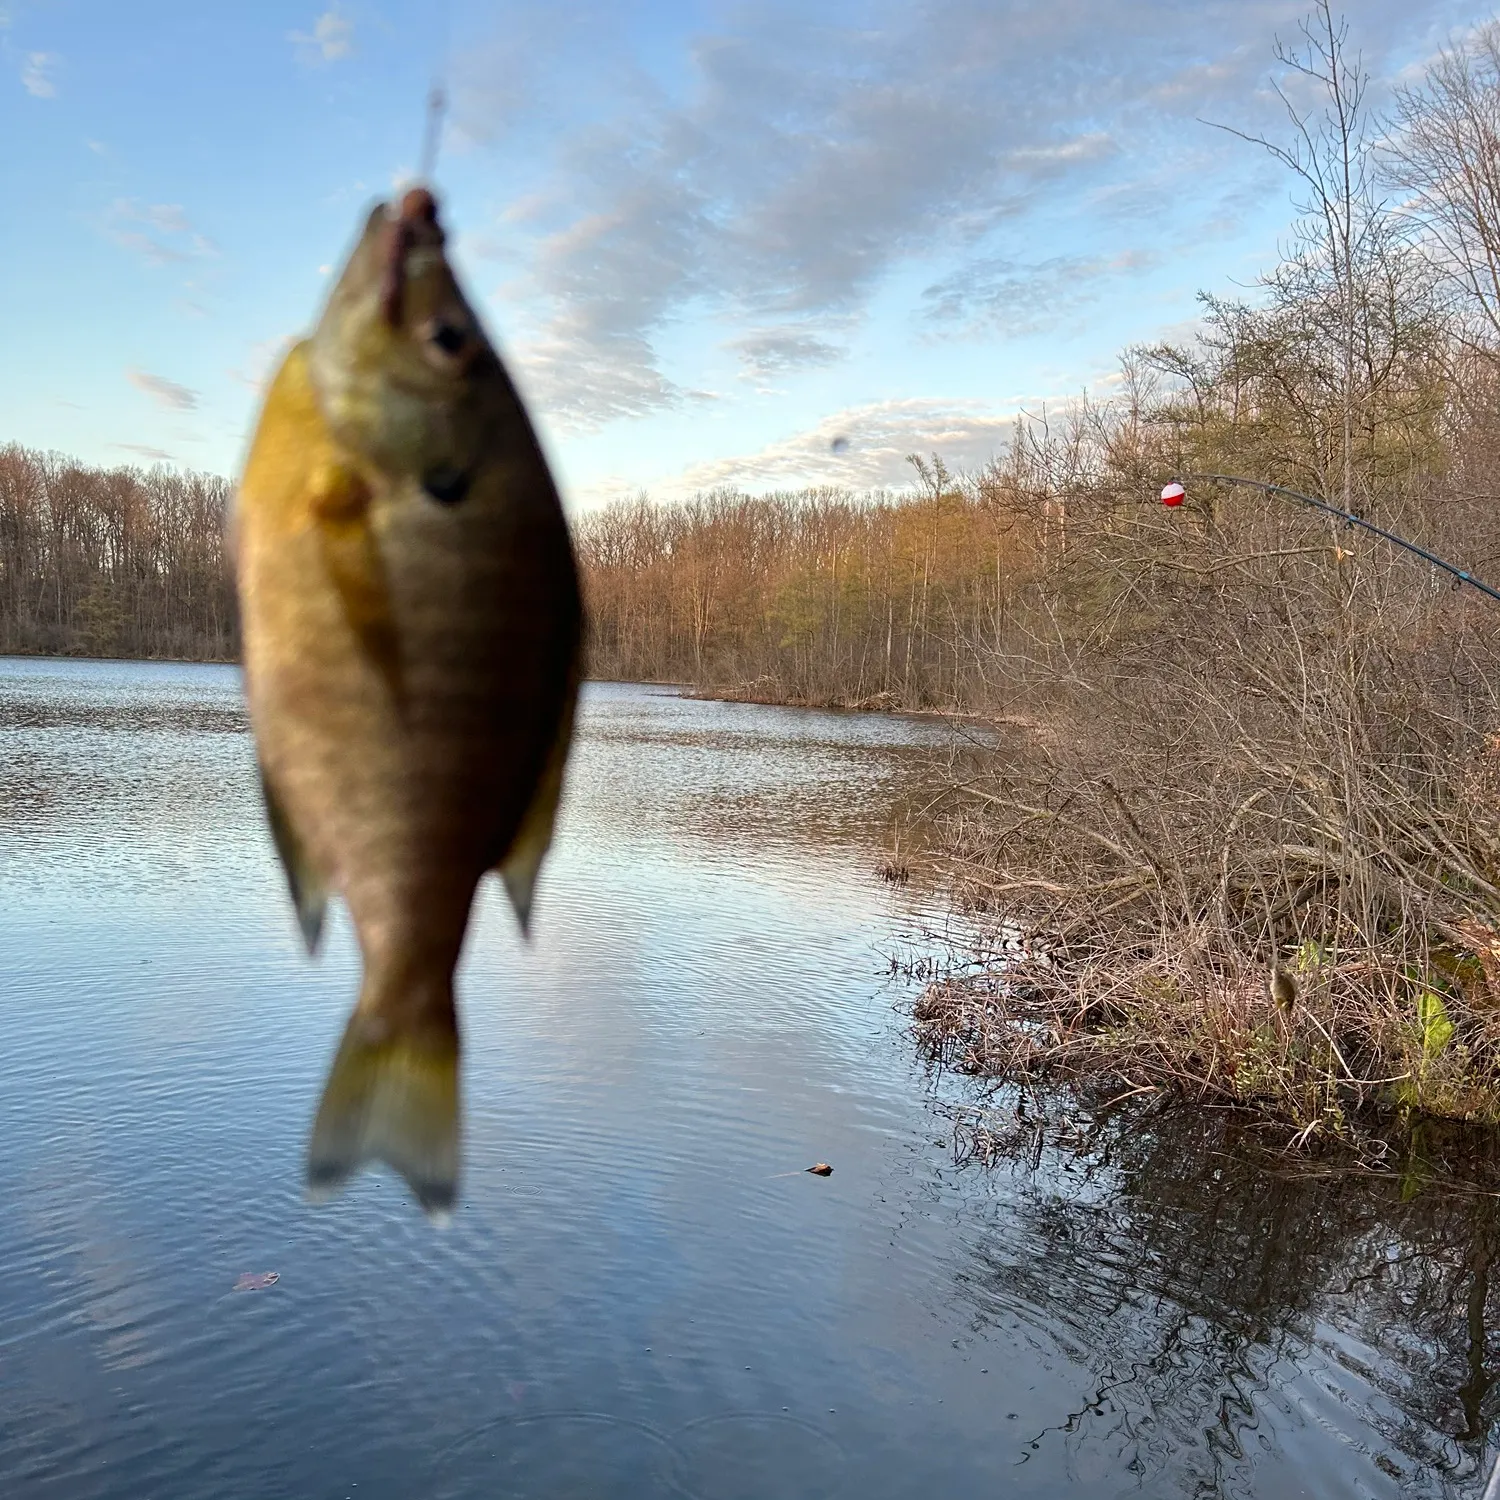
[
  {"xmin": 0, "ymin": 445, "xmax": 236, "ymax": 661},
  {"xmin": 0, "ymin": 436, "xmax": 1023, "ymax": 705},
  {"xmin": 575, "ymin": 466, "xmax": 1035, "ymax": 708}
]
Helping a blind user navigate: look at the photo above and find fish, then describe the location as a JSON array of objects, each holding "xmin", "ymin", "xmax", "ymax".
[{"xmin": 232, "ymin": 187, "xmax": 583, "ymax": 1219}]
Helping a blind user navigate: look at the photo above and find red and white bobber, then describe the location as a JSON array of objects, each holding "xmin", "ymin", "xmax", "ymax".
[{"xmin": 1160, "ymin": 481, "xmax": 1186, "ymax": 508}]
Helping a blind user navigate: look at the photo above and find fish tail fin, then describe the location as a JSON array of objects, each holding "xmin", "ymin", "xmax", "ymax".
[{"xmin": 306, "ymin": 1003, "xmax": 459, "ymax": 1222}]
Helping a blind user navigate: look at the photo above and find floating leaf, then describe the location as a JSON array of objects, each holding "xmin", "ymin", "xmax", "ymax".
[{"xmin": 233, "ymin": 1271, "xmax": 280, "ymax": 1292}]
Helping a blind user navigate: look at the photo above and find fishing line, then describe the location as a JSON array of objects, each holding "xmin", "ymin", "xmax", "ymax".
[
  {"xmin": 416, "ymin": 0, "xmax": 457, "ymax": 185},
  {"xmin": 1177, "ymin": 473, "xmax": 1500, "ymax": 605},
  {"xmin": 418, "ymin": 81, "xmax": 448, "ymax": 184}
]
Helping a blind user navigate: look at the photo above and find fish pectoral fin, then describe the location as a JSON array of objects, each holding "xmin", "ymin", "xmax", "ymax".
[
  {"xmin": 306, "ymin": 1011, "xmax": 459, "ymax": 1222},
  {"xmin": 259, "ymin": 765, "xmax": 328, "ymax": 955},
  {"xmin": 309, "ymin": 461, "xmax": 403, "ymax": 700},
  {"xmin": 496, "ymin": 676, "xmax": 578, "ymax": 938}
]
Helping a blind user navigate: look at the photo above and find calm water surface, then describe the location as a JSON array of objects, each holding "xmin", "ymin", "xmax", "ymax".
[{"xmin": 0, "ymin": 659, "xmax": 1495, "ymax": 1498}]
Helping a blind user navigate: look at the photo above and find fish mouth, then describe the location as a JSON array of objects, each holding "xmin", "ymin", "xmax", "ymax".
[{"xmin": 379, "ymin": 186, "xmax": 445, "ymax": 329}]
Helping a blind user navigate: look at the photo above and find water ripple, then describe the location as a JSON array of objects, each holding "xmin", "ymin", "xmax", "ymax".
[{"xmin": 0, "ymin": 663, "xmax": 1485, "ymax": 1499}]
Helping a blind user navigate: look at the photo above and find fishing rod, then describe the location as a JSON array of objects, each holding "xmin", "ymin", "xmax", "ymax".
[{"xmin": 1159, "ymin": 474, "xmax": 1500, "ymax": 606}]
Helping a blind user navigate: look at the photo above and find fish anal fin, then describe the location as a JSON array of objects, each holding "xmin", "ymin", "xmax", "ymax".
[
  {"xmin": 496, "ymin": 673, "xmax": 578, "ymax": 938},
  {"xmin": 306, "ymin": 1009, "xmax": 459, "ymax": 1222},
  {"xmin": 309, "ymin": 460, "xmax": 403, "ymax": 702},
  {"xmin": 259, "ymin": 765, "xmax": 328, "ymax": 955}
]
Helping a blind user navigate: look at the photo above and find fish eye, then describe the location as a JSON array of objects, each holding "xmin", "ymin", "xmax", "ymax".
[
  {"xmin": 420, "ymin": 318, "xmax": 470, "ymax": 368},
  {"xmin": 423, "ymin": 466, "xmax": 471, "ymax": 505}
]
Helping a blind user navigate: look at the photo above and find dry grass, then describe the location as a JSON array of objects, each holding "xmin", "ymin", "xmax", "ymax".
[{"xmin": 915, "ymin": 470, "xmax": 1500, "ymax": 1158}]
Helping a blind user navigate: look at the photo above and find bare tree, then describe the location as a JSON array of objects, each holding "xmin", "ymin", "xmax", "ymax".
[
  {"xmin": 1206, "ymin": 2, "xmax": 1385, "ymax": 512},
  {"xmin": 1388, "ymin": 23, "xmax": 1500, "ymax": 354},
  {"xmin": 0, "ymin": 445, "xmax": 236, "ymax": 660}
]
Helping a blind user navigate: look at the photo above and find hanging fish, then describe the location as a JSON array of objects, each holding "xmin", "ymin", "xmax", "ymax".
[{"xmin": 232, "ymin": 187, "xmax": 582, "ymax": 1218}]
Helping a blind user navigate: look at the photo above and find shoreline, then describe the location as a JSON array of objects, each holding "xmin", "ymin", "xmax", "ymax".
[
  {"xmin": 0, "ymin": 649, "xmax": 238, "ymax": 667},
  {"xmin": 6, "ymin": 649, "xmax": 1492, "ymax": 1171},
  {"xmin": 0, "ymin": 657, "xmax": 995, "ymax": 725},
  {"xmin": 678, "ymin": 682, "xmax": 996, "ymax": 725}
]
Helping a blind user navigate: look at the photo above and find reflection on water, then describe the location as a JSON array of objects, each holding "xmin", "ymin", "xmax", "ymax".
[
  {"xmin": 0, "ymin": 658, "xmax": 1496, "ymax": 1497},
  {"xmin": 939, "ymin": 1103, "xmax": 1500, "ymax": 1496}
]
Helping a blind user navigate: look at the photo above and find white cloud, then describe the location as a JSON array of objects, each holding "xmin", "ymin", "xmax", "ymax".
[
  {"xmin": 514, "ymin": 319, "xmax": 692, "ymax": 428},
  {"xmin": 922, "ymin": 248, "xmax": 1161, "ymax": 336},
  {"xmin": 290, "ymin": 9, "xmax": 353, "ymax": 66},
  {"xmin": 728, "ymin": 327, "xmax": 846, "ymax": 378},
  {"xmin": 466, "ymin": 0, "xmax": 1439, "ymax": 432},
  {"xmin": 115, "ymin": 444, "xmax": 176, "ymax": 463},
  {"xmin": 126, "ymin": 369, "xmax": 198, "ymax": 411},
  {"xmin": 661, "ymin": 397, "xmax": 1026, "ymax": 497},
  {"xmin": 21, "ymin": 51, "xmax": 57, "ymax": 97},
  {"xmin": 103, "ymin": 200, "xmax": 217, "ymax": 267},
  {"xmin": 1006, "ymin": 133, "xmax": 1117, "ymax": 169}
]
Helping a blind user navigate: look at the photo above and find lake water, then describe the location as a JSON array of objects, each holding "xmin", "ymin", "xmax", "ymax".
[{"xmin": 0, "ymin": 658, "xmax": 1495, "ymax": 1499}]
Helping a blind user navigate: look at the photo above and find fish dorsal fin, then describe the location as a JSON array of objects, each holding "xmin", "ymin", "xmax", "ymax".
[
  {"xmin": 497, "ymin": 669, "xmax": 579, "ymax": 938},
  {"xmin": 259, "ymin": 764, "xmax": 328, "ymax": 954}
]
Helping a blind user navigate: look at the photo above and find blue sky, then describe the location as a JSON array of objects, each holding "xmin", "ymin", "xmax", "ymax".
[{"xmin": 1, "ymin": 0, "xmax": 1494, "ymax": 511}]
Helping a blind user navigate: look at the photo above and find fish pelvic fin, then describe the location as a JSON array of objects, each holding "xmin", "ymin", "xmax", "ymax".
[
  {"xmin": 259, "ymin": 765, "xmax": 328, "ymax": 955},
  {"xmin": 306, "ymin": 1007, "xmax": 459, "ymax": 1222},
  {"xmin": 308, "ymin": 459, "xmax": 404, "ymax": 704},
  {"xmin": 497, "ymin": 665, "xmax": 580, "ymax": 938}
]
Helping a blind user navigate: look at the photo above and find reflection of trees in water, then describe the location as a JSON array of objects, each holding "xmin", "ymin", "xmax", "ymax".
[
  {"xmin": 567, "ymin": 710, "xmax": 952, "ymax": 855},
  {"xmin": 0, "ymin": 699, "xmax": 246, "ymax": 735},
  {"xmin": 948, "ymin": 1100, "xmax": 1500, "ymax": 1494}
]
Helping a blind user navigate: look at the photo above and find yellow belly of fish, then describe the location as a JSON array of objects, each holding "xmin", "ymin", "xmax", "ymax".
[{"xmin": 236, "ymin": 343, "xmax": 570, "ymax": 989}]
